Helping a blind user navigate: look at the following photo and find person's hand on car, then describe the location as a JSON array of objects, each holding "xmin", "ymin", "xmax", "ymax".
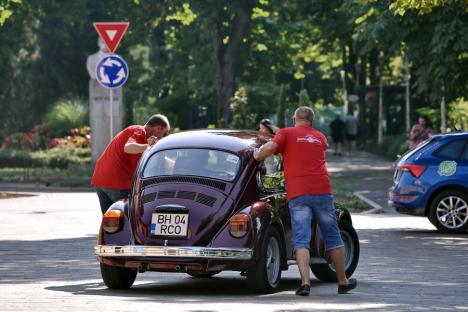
[{"xmin": 147, "ymin": 136, "xmax": 158, "ymax": 146}]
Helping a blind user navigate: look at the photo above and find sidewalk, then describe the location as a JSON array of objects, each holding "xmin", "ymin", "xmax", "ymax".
[{"xmin": 327, "ymin": 150, "xmax": 396, "ymax": 214}]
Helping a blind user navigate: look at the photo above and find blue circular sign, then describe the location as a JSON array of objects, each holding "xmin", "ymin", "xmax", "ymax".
[{"xmin": 95, "ymin": 54, "xmax": 129, "ymax": 89}]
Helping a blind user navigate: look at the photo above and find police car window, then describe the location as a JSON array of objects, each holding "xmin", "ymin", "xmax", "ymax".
[
  {"xmin": 433, "ymin": 140, "xmax": 466, "ymax": 160},
  {"xmin": 461, "ymin": 141, "xmax": 468, "ymax": 160}
]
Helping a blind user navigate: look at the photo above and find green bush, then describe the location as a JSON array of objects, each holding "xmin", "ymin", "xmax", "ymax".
[
  {"xmin": 45, "ymin": 97, "xmax": 88, "ymax": 136},
  {"xmin": 364, "ymin": 134, "xmax": 409, "ymax": 160},
  {"xmin": 0, "ymin": 149, "xmax": 38, "ymax": 167},
  {"xmin": 230, "ymin": 87, "xmax": 257, "ymax": 130},
  {"xmin": 31, "ymin": 147, "xmax": 91, "ymax": 168}
]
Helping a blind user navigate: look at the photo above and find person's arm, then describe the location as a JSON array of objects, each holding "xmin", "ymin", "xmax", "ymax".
[
  {"xmin": 409, "ymin": 126, "xmax": 420, "ymax": 140},
  {"xmin": 124, "ymin": 136, "xmax": 158, "ymax": 154},
  {"xmin": 124, "ymin": 143, "xmax": 148, "ymax": 154},
  {"xmin": 253, "ymin": 141, "xmax": 278, "ymax": 161}
]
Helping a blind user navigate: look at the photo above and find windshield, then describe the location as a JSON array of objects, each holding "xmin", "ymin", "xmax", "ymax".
[{"xmin": 142, "ymin": 148, "xmax": 241, "ymax": 182}]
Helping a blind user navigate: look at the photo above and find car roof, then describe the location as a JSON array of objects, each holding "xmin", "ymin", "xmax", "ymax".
[
  {"xmin": 433, "ymin": 132, "xmax": 468, "ymax": 140},
  {"xmin": 150, "ymin": 129, "xmax": 269, "ymax": 154}
]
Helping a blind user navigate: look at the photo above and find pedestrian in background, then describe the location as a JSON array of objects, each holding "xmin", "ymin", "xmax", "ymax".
[
  {"xmin": 344, "ymin": 111, "xmax": 359, "ymax": 155},
  {"xmin": 254, "ymin": 106, "xmax": 357, "ymax": 296},
  {"xmin": 92, "ymin": 114, "xmax": 170, "ymax": 214},
  {"xmin": 258, "ymin": 118, "xmax": 279, "ymax": 136},
  {"xmin": 409, "ymin": 115, "xmax": 432, "ymax": 149},
  {"xmin": 329, "ymin": 114, "xmax": 345, "ymax": 156}
]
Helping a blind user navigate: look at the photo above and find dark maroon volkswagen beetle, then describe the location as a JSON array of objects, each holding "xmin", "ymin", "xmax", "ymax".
[{"xmin": 95, "ymin": 129, "xmax": 359, "ymax": 293}]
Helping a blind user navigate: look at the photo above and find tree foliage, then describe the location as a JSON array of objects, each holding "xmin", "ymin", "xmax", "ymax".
[{"xmin": 0, "ymin": 0, "xmax": 466, "ymax": 141}]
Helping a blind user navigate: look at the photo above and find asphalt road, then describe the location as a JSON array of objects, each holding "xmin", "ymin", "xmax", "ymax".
[
  {"xmin": 327, "ymin": 150, "xmax": 396, "ymax": 213},
  {"xmin": 1, "ymin": 192, "xmax": 467, "ymax": 312}
]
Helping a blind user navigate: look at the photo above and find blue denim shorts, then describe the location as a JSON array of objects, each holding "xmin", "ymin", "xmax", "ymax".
[{"xmin": 288, "ymin": 194, "xmax": 344, "ymax": 251}]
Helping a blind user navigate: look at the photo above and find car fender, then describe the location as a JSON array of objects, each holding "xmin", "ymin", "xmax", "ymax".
[
  {"xmin": 98, "ymin": 200, "xmax": 133, "ymax": 246},
  {"xmin": 209, "ymin": 200, "xmax": 286, "ymax": 265}
]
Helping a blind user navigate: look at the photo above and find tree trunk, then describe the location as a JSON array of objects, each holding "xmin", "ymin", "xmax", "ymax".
[{"xmin": 213, "ymin": 9, "xmax": 251, "ymax": 126}]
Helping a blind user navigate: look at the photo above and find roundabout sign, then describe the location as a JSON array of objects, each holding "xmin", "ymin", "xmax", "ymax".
[{"xmin": 95, "ymin": 55, "xmax": 128, "ymax": 89}]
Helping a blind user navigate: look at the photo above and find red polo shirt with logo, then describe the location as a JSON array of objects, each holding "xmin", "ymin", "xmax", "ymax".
[
  {"xmin": 91, "ymin": 125, "xmax": 147, "ymax": 190},
  {"xmin": 272, "ymin": 125, "xmax": 332, "ymax": 201}
]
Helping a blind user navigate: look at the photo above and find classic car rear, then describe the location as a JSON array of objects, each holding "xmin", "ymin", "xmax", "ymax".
[{"xmin": 95, "ymin": 130, "xmax": 359, "ymax": 292}]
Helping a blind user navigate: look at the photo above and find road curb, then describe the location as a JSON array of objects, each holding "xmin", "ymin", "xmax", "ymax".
[
  {"xmin": 353, "ymin": 190, "xmax": 384, "ymax": 214},
  {"xmin": 0, "ymin": 183, "xmax": 94, "ymax": 193}
]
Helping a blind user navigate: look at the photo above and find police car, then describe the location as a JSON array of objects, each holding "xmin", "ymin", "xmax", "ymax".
[{"xmin": 389, "ymin": 132, "xmax": 468, "ymax": 233}]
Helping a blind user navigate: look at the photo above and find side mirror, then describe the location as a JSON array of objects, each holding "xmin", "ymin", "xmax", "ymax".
[
  {"xmin": 259, "ymin": 164, "xmax": 267, "ymax": 175},
  {"xmin": 277, "ymin": 161, "xmax": 284, "ymax": 172}
]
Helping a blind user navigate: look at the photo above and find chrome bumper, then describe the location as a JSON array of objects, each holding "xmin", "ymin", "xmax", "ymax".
[{"xmin": 95, "ymin": 245, "xmax": 253, "ymax": 260}]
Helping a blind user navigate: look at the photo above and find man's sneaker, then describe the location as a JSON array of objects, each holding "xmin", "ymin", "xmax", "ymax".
[
  {"xmin": 338, "ymin": 278, "xmax": 357, "ymax": 294},
  {"xmin": 295, "ymin": 284, "xmax": 311, "ymax": 296}
]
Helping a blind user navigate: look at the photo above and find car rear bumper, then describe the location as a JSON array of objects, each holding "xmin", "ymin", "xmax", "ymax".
[{"xmin": 95, "ymin": 245, "xmax": 253, "ymax": 260}]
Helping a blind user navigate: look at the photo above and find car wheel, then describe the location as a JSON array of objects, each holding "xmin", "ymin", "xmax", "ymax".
[
  {"xmin": 310, "ymin": 220, "xmax": 360, "ymax": 282},
  {"xmin": 246, "ymin": 226, "xmax": 283, "ymax": 293},
  {"xmin": 428, "ymin": 190, "xmax": 468, "ymax": 234},
  {"xmin": 100, "ymin": 263, "xmax": 137, "ymax": 289},
  {"xmin": 187, "ymin": 271, "xmax": 219, "ymax": 278}
]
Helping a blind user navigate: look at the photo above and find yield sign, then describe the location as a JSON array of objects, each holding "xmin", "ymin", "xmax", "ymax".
[{"xmin": 93, "ymin": 22, "xmax": 129, "ymax": 54}]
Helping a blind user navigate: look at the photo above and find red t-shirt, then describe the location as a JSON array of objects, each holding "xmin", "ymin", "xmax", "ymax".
[
  {"xmin": 271, "ymin": 125, "xmax": 332, "ymax": 201},
  {"xmin": 91, "ymin": 125, "xmax": 147, "ymax": 190}
]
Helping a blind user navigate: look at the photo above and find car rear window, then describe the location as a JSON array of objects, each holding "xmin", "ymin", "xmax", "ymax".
[
  {"xmin": 400, "ymin": 138, "xmax": 435, "ymax": 162},
  {"xmin": 142, "ymin": 148, "xmax": 241, "ymax": 182},
  {"xmin": 433, "ymin": 139, "xmax": 467, "ymax": 160}
]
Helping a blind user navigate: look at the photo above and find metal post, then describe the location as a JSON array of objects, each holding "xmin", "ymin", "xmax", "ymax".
[
  {"xmin": 378, "ymin": 75, "xmax": 384, "ymax": 144},
  {"xmin": 377, "ymin": 53, "xmax": 384, "ymax": 144},
  {"xmin": 405, "ymin": 61, "xmax": 411, "ymax": 133},
  {"xmin": 110, "ymin": 88, "xmax": 113, "ymax": 142},
  {"xmin": 340, "ymin": 70, "xmax": 348, "ymax": 115},
  {"xmin": 440, "ymin": 96, "xmax": 446, "ymax": 133}
]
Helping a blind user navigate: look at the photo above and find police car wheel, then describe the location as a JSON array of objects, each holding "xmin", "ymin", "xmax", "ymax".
[{"xmin": 428, "ymin": 190, "xmax": 468, "ymax": 234}]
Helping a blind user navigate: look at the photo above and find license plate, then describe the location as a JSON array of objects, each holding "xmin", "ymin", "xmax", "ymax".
[{"xmin": 151, "ymin": 213, "xmax": 188, "ymax": 237}]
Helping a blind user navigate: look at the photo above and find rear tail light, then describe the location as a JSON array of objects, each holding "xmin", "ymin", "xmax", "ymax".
[
  {"xmin": 102, "ymin": 210, "xmax": 124, "ymax": 233},
  {"xmin": 397, "ymin": 164, "xmax": 427, "ymax": 178},
  {"xmin": 229, "ymin": 214, "xmax": 251, "ymax": 238}
]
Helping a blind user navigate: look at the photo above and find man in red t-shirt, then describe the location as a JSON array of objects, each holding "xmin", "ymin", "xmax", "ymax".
[
  {"xmin": 92, "ymin": 114, "xmax": 170, "ymax": 214},
  {"xmin": 254, "ymin": 106, "xmax": 356, "ymax": 296}
]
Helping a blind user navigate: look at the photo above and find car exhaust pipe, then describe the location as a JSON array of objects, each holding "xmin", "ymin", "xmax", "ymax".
[
  {"xmin": 138, "ymin": 264, "xmax": 150, "ymax": 273},
  {"xmin": 175, "ymin": 265, "xmax": 181, "ymax": 271}
]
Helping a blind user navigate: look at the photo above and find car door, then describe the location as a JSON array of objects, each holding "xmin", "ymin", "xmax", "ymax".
[
  {"xmin": 432, "ymin": 138, "xmax": 468, "ymax": 182},
  {"xmin": 258, "ymin": 155, "xmax": 293, "ymax": 258},
  {"xmin": 459, "ymin": 139, "xmax": 468, "ymax": 177}
]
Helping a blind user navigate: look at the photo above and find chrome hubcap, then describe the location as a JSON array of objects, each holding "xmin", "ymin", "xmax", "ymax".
[
  {"xmin": 436, "ymin": 196, "xmax": 468, "ymax": 229},
  {"xmin": 266, "ymin": 237, "xmax": 280, "ymax": 285}
]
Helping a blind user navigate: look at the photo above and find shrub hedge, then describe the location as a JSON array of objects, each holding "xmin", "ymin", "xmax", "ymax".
[
  {"xmin": 0, "ymin": 147, "xmax": 91, "ymax": 168},
  {"xmin": 364, "ymin": 134, "xmax": 409, "ymax": 160}
]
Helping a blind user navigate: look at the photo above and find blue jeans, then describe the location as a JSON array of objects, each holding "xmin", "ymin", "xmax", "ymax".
[
  {"xmin": 288, "ymin": 194, "xmax": 344, "ymax": 251},
  {"xmin": 96, "ymin": 187, "xmax": 129, "ymax": 214}
]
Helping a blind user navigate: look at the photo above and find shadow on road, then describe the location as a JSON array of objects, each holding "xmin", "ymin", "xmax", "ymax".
[{"xmin": 2, "ymin": 229, "xmax": 467, "ymax": 310}]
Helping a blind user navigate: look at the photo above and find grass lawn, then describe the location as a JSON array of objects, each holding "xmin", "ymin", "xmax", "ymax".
[
  {"xmin": 332, "ymin": 179, "xmax": 372, "ymax": 212},
  {"xmin": 0, "ymin": 166, "xmax": 372, "ymax": 212}
]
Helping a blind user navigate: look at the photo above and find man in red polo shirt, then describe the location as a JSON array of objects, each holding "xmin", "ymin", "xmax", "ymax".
[
  {"xmin": 92, "ymin": 114, "xmax": 170, "ymax": 214},
  {"xmin": 254, "ymin": 106, "xmax": 356, "ymax": 296}
]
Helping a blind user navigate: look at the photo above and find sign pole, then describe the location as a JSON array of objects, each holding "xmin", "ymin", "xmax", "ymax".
[{"xmin": 110, "ymin": 89, "xmax": 113, "ymax": 141}]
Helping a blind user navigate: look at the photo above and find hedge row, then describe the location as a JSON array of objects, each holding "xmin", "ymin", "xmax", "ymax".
[{"xmin": 0, "ymin": 147, "xmax": 91, "ymax": 168}]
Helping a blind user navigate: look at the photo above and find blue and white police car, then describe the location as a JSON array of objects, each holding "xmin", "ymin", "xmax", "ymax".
[{"xmin": 389, "ymin": 132, "xmax": 468, "ymax": 233}]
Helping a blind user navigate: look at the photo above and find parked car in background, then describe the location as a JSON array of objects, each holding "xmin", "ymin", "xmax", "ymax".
[
  {"xmin": 95, "ymin": 129, "xmax": 360, "ymax": 293},
  {"xmin": 389, "ymin": 132, "xmax": 468, "ymax": 233}
]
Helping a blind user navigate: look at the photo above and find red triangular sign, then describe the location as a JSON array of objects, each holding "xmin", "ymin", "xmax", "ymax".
[{"xmin": 93, "ymin": 22, "xmax": 129, "ymax": 54}]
